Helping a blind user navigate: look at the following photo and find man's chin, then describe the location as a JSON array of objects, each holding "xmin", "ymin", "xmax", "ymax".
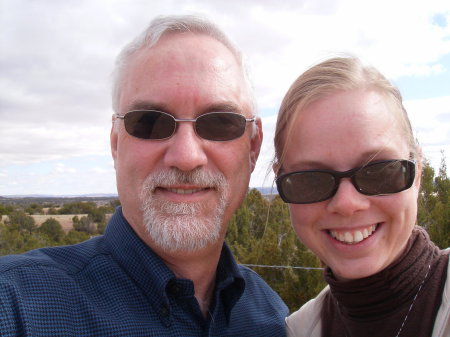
[{"xmin": 143, "ymin": 212, "xmax": 222, "ymax": 252}]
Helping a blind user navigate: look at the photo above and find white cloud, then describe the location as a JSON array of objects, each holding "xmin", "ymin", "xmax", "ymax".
[
  {"xmin": 54, "ymin": 163, "xmax": 77, "ymax": 174},
  {"xmin": 406, "ymin": 96, "xmax": 450, "ymax": 168},
  {"xmin": 1, "ymin": 0, "xmax": 449, "ymax": 194},
  {"xmin": 89, "ymin": 167, "xmax": 113, "ymax": 174},
  {"xmin": 0, "ymin": 122, "xmax": 111, "ymax": 166},
  {"xmin": 0, "ymin": 158, "xmax": 117, "ymax": 196}
]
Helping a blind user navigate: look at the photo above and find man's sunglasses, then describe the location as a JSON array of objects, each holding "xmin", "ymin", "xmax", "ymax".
[
  {"xmin": 276, "ymin": 159, "xmax": 416, "ymax": 204},
  {"xmin": 114, "ymin": 110, "xmax": 255, "ymax": 141}
]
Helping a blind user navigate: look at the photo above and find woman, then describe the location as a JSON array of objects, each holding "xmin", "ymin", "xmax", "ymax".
[{"xmin": 273, "ymin": 57, "xmax": 449, "ymax": 337}]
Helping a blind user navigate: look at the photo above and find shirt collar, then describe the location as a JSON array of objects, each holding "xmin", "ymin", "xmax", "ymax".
[
  {"xmin": 215, "ymin": 242, "xmax": 246, "ymax": 323},
  {"xmin": 104, "ymin": 207, "xmax": 245, "ymax": 322}
]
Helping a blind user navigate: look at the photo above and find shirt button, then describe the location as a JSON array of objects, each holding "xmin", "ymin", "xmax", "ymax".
[
  {"xmin": 160, "ymin": 306, "xmax": 169, "ymax": 317},
  {"xmin": 169, "ymin": 284, "xmax": 181, "ymax": 295}
]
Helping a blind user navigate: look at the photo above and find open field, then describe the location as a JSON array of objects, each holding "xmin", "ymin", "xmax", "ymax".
[{"xmin": 1, "ymin": 214, "xmax": 88, "ymax": 232}]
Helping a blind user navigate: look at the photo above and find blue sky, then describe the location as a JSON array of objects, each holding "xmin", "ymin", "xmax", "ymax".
[
  {"xmin": 0, "ymin": 0, "xmax": 449, "ymax": 196},
  {"xmin": 394, "ymin": 54, "xmax": 450, "ymax": 100}
]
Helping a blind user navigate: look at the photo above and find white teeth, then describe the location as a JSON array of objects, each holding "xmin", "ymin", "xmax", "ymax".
[
  {"xmin": 354, "ymin": 231, "xmax": 364, "ymax": 243},
  {"xmin": 363, "ymin": 228, "xmax": 369, "ymax": 238},
  {"xmin": 330, "ymin": 224, "xmax": 378, "ymax": 244},
  {"xmin": 167, "ymin": 188, "xmax": 204, "ymax": 194},
  {"xmin": 344, "ymin": 232, "xmax": 353, "ymax": 242}
]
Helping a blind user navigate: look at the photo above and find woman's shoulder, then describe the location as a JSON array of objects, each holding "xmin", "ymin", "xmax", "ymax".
[
  {"xmin": 432, "ymin": 252, "xmax": 450, "ymax": 337},
  {"xmin": 285, "ymin": 285, "xmax": 330, "ymax": 337}
]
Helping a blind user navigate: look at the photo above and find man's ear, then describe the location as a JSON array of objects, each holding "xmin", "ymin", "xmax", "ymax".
[
  {"xmin": 272, "ymin": 162, "xmax": 281, "ymax": 176},
  {"xmin": 249, "ymin": 118, "xmax": 263, "ymax": 172},
  {"xmin": 414, "ymin": 147, "xmax": 423, "ymax": 190},
  {"xmin": 110, "ymin": 116, "xmax": 118, "ymax": 169},
  {"xmin": 414, "ymin": 157, "xmax": 422, "ymax": 190}
]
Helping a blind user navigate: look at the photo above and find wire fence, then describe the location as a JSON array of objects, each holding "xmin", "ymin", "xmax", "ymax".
[{"xmin": 242, "ymin": 263, "xmax": 324, "ymax": 270}]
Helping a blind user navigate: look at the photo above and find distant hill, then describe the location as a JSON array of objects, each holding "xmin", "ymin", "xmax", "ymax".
[
  {"xmin": 253, "ymin": 186, "xmax": 278, "ymax": 195},
  {"xmin": 0, "ymin": 188, "xmax": 278, "ymax": 205},
  {"xmin": 1, "ymin": 193, "xmax": 118, "ymax": 199},
  {"xmin": 0, "ymin": 195, "xmax": 119, "ymax": 206}
]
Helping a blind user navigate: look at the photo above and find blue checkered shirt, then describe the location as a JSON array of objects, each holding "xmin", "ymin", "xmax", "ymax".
[{"xmin": 0, "ymin": 207, "xmax": 288, "ymax": 336}]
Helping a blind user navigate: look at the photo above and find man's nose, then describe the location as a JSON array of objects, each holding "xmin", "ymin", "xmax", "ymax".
[{"xmin": 162, "ymin": 122, "xmax": 208, "ymax": 172}]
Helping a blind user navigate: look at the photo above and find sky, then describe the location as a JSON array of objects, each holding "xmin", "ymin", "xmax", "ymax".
[{"xmin": 1, "ymin": 0, "xmax": 450, "ymax": 196}]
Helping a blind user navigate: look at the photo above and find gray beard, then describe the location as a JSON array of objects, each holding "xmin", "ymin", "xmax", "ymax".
[{"xmin": 140, "ymin": 168, "xmax": 228, "ymax": 252}]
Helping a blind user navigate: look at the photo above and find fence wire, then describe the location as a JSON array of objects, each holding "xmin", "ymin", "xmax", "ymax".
[{"xmin": 242, "ymin": 263, "xmax": 324, "ymax": 270}]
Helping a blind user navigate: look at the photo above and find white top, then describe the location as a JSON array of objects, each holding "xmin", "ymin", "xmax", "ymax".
[{"xmin": 286, "ymin": 256, "xmax": 450, "ymax": 337}]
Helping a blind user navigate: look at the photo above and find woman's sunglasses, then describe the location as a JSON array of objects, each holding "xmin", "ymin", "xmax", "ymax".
[
  {"xmin": 276, "ymin": 159, "xmax": 416, "ymax": 204},
  {"xmin": 115, "ymin": 110, "xmax": 255, "ymax": 141}
]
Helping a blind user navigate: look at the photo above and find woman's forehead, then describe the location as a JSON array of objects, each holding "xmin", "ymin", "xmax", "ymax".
[{"xmin": 281, "ymin": 90, "xmax": 410, "ymax": 168}]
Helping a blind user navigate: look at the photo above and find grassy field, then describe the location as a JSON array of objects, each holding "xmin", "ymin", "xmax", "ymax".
[{"xmin": 1, "ymin": 214, "xmax": 89, "ymax": 232}]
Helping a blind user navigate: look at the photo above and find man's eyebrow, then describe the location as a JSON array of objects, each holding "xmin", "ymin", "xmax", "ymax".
[
  {"xmin": 126, "ymin": 100, "xmax": 245, "ymax": 115},
  {"xmin": 126, "ymin": 100, "xmax": 167, "ymax": 112},
  {"xmin": 201, "ymin": 102, "xmax": 243, "ymax": 114}
]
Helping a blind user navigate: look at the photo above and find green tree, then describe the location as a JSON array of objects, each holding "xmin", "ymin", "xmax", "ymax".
[
  {"xmin": 109, "ymin": 199, "xmax": 121, "ymax": 209},
  {"xmin": 427, "ymin": 153, "xmax": 450, "ymax": 248},
  {"xmin": 228, "ymin": 190, "xmax": 325, "ymax": 312},
  {"xmin": 25, "ymin": 203, "xmax": 44, "ymax": 215},
  {"xmin": 417, "ymin": 160, "xmax": 436, "ymax": 231},
  {"xmin": 417, "ymin": 154, "xmax": 450, "ymax": 249},
  {"xmin": 0, "ymin": 204, "xmax": 14, "ymax": 218},
  {"xmin": 96, "ymin": 221, "xmax": 107, "ymax": 234},
  {"xmin": 58, "ymin": 201, "xmax": 113, "ymax": 233},
  {"xmin": 63, "ymin": 230, "xmax": 91, "ymax": 245},
  {"xmin": 39, "ymin": 217, "xmax": 65, "ymax": 242},
  {"xmin": 7, "ymin": 211, "xmax": 37, "ymax": 234},
  {"xmin": 0, "ymin": 223, "xmax": 52, "ymax": 255},
  {"xmin": 73, "ymin": 216, "xmax": 96, "ymax": 234},
  {"xmin": 89, "ymin": 208, "xmax": 105, "ymax": 223},
  {"xmin": 435, "ymin": 151, "xmax": 450, "ymax": 205},
  {"xmin": 47, "ymin": 207, "xmax": 59, "ymax": 215},
  {"xmin": 58, "ymin": 201, "xmax": 96, "ymax": 215}
]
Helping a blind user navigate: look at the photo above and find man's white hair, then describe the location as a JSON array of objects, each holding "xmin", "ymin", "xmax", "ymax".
[{"xmin": 111, "ymin": 15, "xmax": 256, "ymax": 116}]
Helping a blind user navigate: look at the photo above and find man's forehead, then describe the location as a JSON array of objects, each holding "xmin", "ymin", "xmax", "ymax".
[
  {"xmin": 124, "ymin": 99, "xmax": 245, "ymax": 116},
  {"xmin": 131, "ymin": 33, "xmax": 238, "ymax": 68},
  {"xmin": 124, "ymin": 36, "xmax": 242, "ymax": 89}
]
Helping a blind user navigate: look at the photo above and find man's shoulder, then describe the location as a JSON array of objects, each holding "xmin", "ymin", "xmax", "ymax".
[
  {"xmin": 0, "ymin": 235, "xmax": 107, "ymax": 278},
  {"xmin": 237, "ymin": 264, "xmax": 289, "ymax": 310},
  {"xmin": 237, "ymin": 264, "xmax": 266, "ymax": 281},
  {"xmin": 237, "ymin": 264, "xmax": 275, "ymax": 287}
]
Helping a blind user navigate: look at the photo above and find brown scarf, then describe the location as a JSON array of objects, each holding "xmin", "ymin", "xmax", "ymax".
[{"xmin": 321, "ymin": 227, "xmax": 449, "ymax": 337}]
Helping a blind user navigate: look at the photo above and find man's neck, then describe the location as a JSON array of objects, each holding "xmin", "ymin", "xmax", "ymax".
[
  {"xmin": 127, "ymin": 217, "xmax": 224, "ymax": 317},
  {"xmin": 159, "ymin": 244, "xmax": 223, "ymax": 317}
]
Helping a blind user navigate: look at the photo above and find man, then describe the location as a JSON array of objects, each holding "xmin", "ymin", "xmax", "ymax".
[{"xmin": 0, "ymin": 15, "xmax": 288, "ymax": 336}]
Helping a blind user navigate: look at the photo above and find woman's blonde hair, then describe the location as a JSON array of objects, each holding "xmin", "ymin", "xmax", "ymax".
[{"xmin": 273, "ymin": 56, "xmax": 418, "ymax": 173}]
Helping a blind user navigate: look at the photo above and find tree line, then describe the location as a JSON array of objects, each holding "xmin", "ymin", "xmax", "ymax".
[{"xmin": 0, "ymin": 157, "xmax": 448, "ymax": 312}]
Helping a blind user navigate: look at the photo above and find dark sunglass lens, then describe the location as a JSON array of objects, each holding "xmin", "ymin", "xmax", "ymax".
[
  {"xmin": 196, "ymin": 113, "xmax": 246, "ymax": 141},
  {"xmin": 356, "ymin": 160, "xmax": 414, "ymax": 195},
  {"xmin": 125, "ymin": 111, "xmax": 175, "ymax": 139},
  {"xmin": 279, "ymin": 172, "xmax": 336, "ymax": 203}
]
